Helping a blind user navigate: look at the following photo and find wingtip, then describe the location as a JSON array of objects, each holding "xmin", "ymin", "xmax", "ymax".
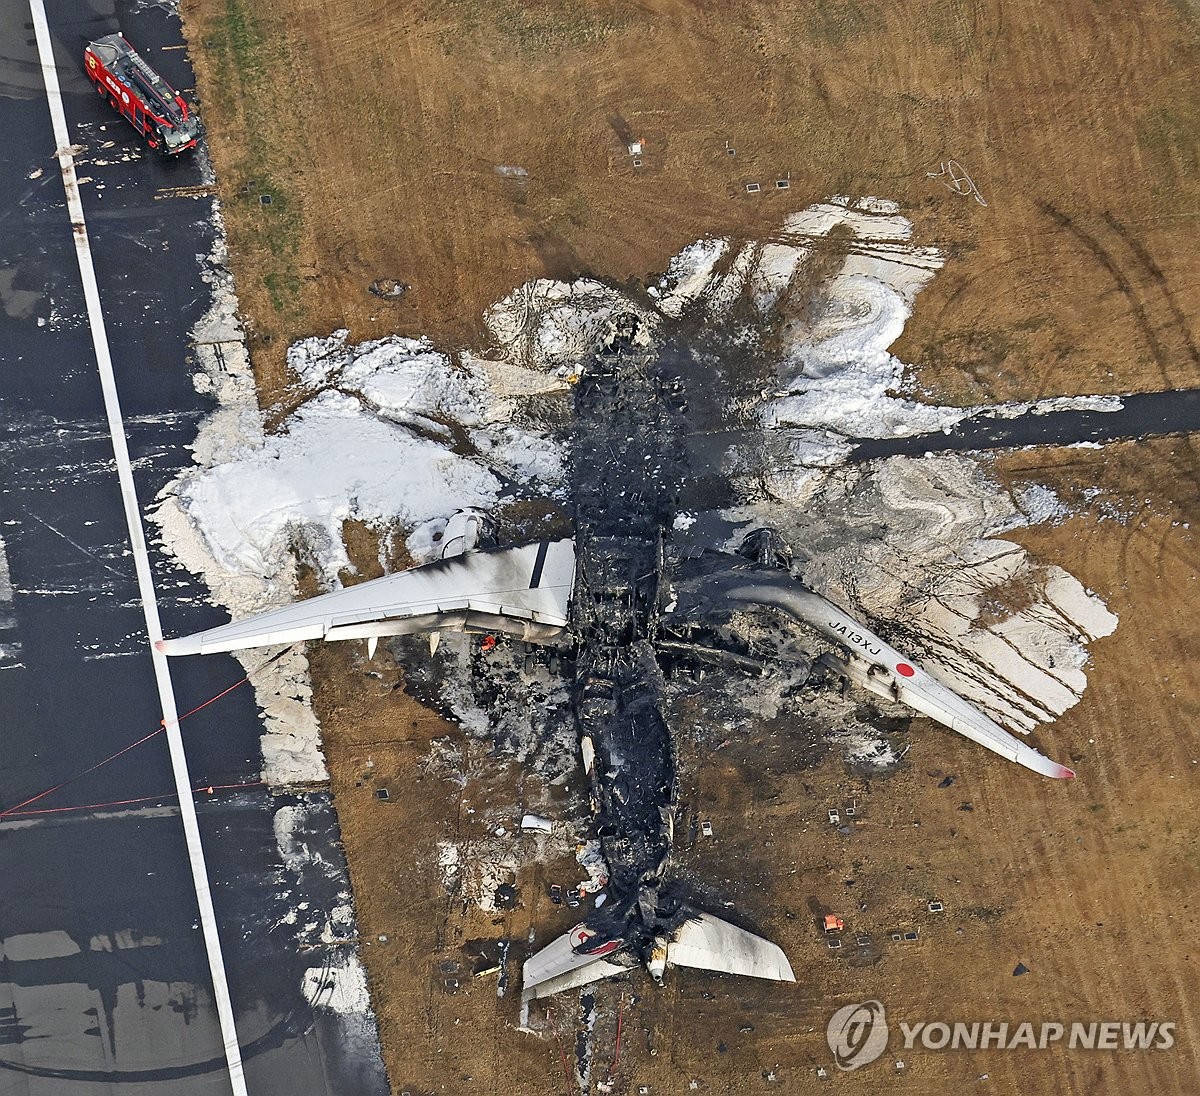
[
  {"xmin": 154, "ymin": 639, "xmax": 167, "ymax": 653},
  {"xmin": 1023, "ymin": 749, "xmax": 1076, "ymax": 781}
]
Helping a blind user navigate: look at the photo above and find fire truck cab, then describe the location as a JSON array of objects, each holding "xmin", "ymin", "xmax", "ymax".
[{"xmin": 84, "ymin": 34, "xmax": 199, "ymax": 155}]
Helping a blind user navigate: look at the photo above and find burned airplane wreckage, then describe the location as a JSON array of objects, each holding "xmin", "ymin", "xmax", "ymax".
[{"xmin": 160, "ymin": 314, "xmax": 1075, "ymax": 1005}]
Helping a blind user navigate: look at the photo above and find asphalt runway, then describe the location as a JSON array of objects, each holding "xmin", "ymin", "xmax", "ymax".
[
  {"xmin": 0, "ymin": 0, "xmax": 388, "ymax": 1092},
  {"xmin": 851, "ymin": 388, "xmax": 1200, "ymax": 461}
]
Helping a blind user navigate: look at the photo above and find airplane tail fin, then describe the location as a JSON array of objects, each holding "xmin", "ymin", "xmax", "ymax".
[{"xmin": 520, "ymin": 925, "xmax": 628, "ymax": 1026}]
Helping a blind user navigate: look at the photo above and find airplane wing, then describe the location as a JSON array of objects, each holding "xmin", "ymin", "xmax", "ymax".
[
  {"xmin": 820, "ymin": 650, "xmax": 1074, "ymax": 779},
  {"xmin": 158, "ymin": 540, "xmax": 576, "ymax": 656},
  {"xmin": 724, "ymin": 579, "xmax": 1075, "ymax": 780},
  {"xmin": 669, "ymin": 560, "xmax": 1075, "ymax": 780}
]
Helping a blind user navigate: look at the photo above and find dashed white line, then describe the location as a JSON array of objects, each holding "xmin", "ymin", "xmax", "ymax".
[{"xmin": 27, "ymin": 6, "xmax": 249, "ymax": 1093}]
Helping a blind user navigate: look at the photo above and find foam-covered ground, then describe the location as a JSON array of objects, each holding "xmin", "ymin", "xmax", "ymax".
[{"xmin": 156, "ymin": 197, "xmax": 1116, "ymax": 798}]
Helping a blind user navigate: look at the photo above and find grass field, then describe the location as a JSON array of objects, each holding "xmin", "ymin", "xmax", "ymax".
[{"xmin": 179, "ymin": 1, "xmax": 1200, "ymax": 1091}]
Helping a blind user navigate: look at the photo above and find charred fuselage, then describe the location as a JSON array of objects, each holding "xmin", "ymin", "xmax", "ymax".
[{"xmin": 568, "ymin": 316, "xmax": 691, "ymax": 956}]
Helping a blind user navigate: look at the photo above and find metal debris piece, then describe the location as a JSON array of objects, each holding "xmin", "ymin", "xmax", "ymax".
[{"xmin": 368, "ymin": 278, "xmax": 408, "ymax": 299}]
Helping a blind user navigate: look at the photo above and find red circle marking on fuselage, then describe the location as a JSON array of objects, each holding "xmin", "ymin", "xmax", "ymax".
[{"xmin": 896, "ymin": 663, "xmax": 915, "ymax": 677}]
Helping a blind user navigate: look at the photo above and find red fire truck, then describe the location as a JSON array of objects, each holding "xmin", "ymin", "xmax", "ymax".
[{"xmin": 84, "ymin": 34, "xmax": 199, "ymax": 155}]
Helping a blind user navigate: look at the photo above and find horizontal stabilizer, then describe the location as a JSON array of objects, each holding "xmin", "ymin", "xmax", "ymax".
[
  {"xmin": 521, "ymin": 914, "xmax": 794, "ymax": 1002},
  {"xmin": 667, "ymin": 913, "xmax": 795, "ymax": 982},
  {"xmin": 158, "ymin": 540, "xmax": 575, "ymax": 656}
]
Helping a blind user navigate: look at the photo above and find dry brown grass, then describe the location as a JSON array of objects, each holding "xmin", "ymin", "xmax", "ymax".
[
  {"xmin": 177, "ymin": 1, "xmax": 1200, "ymax": 1091},
  {"xmin": 183, "ymin": 0, "xmax": 1200, "ymax": 408}
]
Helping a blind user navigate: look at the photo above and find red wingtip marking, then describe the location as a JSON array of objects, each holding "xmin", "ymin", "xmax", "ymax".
[
  {"xmin": 895, "ymin": 663, "xmax": 915, "ymax": 677},
  {"xmin": 154, "ymin": 640, "xmax": 166, "ymax": 652},
  {"xmin": 1061, "ymin": 767, "xmax": 1076, "ymax": 780}
]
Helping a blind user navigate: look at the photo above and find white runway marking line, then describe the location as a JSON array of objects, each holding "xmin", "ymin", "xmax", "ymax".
[{"xmin": 27, "ymin": 6, "xmax": 249, "ymax": 1094}]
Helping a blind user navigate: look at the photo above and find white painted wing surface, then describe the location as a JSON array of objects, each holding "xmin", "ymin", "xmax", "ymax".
[
  {"xmin": 522, "ymin": 927, "xmax": 626, "ymax": 1001},
  {"xmin": 666, "ymin": 913, "xmax": 795, "ymax": 981},
  {"xmin": 158, "ymin": 540, "xmax": 575, "ymax": 656},
  {"xmin": 724, "ymin": 581, "xmax": 1075, "ymax": 780}
]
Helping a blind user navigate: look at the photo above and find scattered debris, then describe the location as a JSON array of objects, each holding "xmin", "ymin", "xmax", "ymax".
[
  {"xmin": 153, "ymin": 194, "xmax": 1130, "ymax": 1069},
  {"xmin": 927, "ymin": 158, "xmax": 988, "ymax": 206},
  {"xmin": 1013, "ymin": 962, "xmax": 1030, "ymax": 976},
  {"xmin": 368, "ymin": 278, "xmax": 408, "ymax": 300},
  {"xmin": 494, "ymin": 883, "xmax": 519, "ymax": 910}
]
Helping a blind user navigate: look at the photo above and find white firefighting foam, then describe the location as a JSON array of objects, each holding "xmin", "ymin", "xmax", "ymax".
[{"xmin": 157, "ymin": 196, "xmax": 1116, "ymax": 788}]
